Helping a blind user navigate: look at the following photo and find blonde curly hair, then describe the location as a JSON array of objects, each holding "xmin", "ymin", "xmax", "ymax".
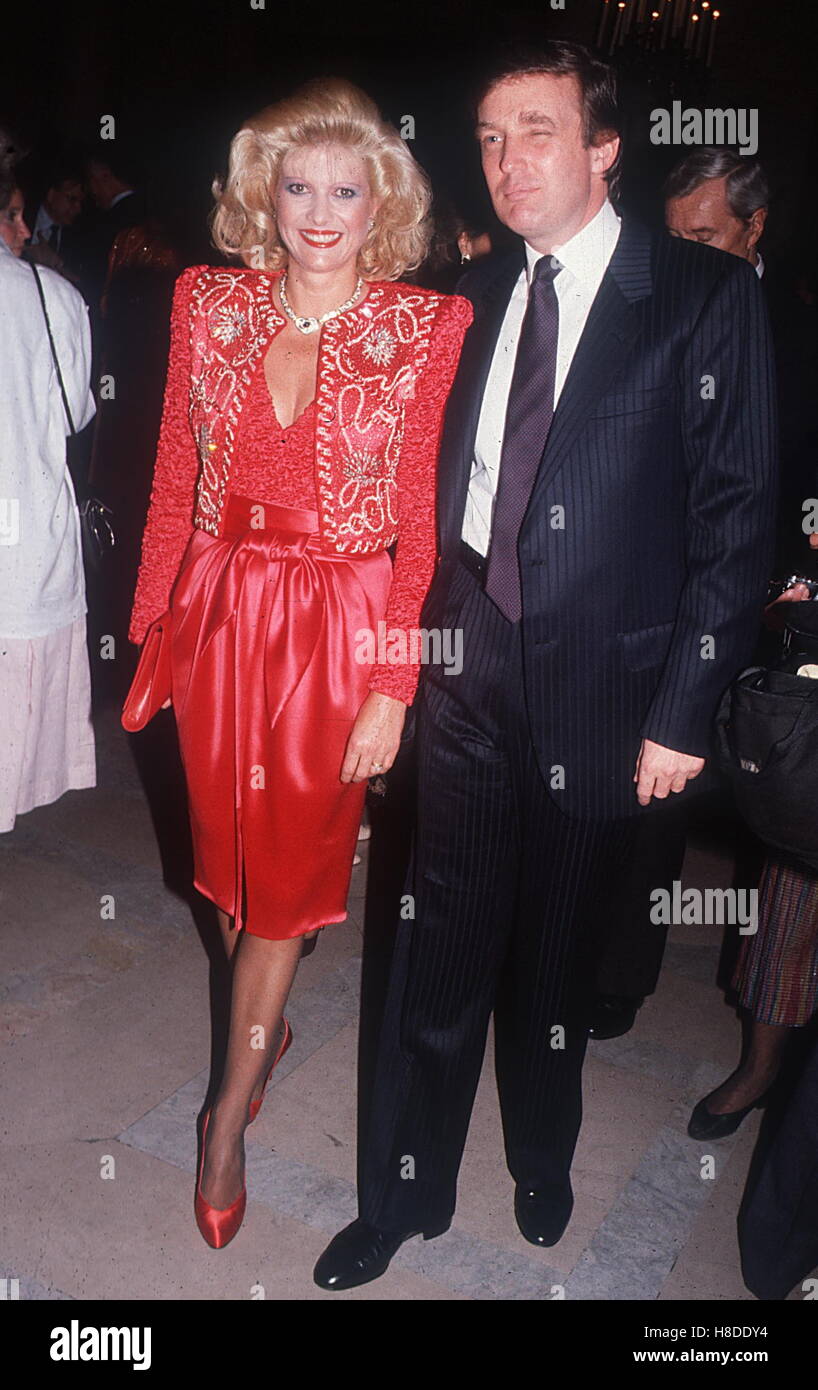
[{"xmin": 210, "ymin": 78, "xmax": 432, "ymax": 281}]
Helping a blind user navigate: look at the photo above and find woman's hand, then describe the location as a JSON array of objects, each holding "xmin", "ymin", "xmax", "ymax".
[
  {"xmin": 763, "ymin": 581, "xmax": 811, "ymax": 630},
  {"xmin": 341, "ymin": 691, "xmax": 406, "ymax": 784}
]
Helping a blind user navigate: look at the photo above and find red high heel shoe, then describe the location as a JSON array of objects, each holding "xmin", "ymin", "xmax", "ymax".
[
  {"xmin": 194, "ymin": 1109, "xmax": 246, "ymax": 1248},
  {"xmin": 248, "ymin": 1018, "xmax": 293, "ymax": 1124}
]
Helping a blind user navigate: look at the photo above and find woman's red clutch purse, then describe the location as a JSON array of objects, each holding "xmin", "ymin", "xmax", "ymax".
[{"xmin": 121, "ymin": 611, "xmax": 173, "ymax": 732}]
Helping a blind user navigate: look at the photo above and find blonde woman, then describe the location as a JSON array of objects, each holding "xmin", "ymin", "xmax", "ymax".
[{"xmin": 128, "ymin": 78, "xmax": 472, "ymax": 1247}]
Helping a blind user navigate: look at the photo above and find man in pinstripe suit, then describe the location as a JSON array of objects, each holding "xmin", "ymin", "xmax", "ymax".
[{"xmin": 315, "ymin": 40, "xmax": 778, "ymax": 1290}]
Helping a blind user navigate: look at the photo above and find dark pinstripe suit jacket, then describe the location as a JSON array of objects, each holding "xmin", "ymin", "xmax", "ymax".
[{"xmin": 425, "ymin": 216, "xmax": 779, "ymax": 819}]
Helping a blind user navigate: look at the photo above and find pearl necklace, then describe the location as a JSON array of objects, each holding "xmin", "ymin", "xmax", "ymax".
[{"xmin": 279, "ymin": 272, "xmax": 364, "ymax": 335}]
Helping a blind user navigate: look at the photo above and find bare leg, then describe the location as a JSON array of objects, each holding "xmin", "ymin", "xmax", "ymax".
[
  {"xmin": 200, "ymin": 930, "xmax": 303, "ymax": 1209},
  {"xmin": 705, "ymin": 1018, "xmax": 790, "ymax": 1113}
]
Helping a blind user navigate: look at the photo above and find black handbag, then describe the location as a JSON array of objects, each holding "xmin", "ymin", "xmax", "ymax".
[
  {"xmin": 30, "ymin": 262, "xmax": 115, "ymax": 573},
  {"xmin": 714, "ymin": 601, "xmax": 818, "ymax": 870}
]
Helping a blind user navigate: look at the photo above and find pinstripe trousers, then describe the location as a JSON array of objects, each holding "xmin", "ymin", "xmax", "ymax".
[{"xmin": 360, "ymin": 561, "xmax": 637, "ymax": 1233}]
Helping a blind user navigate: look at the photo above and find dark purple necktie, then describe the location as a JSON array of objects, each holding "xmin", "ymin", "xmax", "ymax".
[{"xmin": 484, "ymin": 254, "xmax": 561, "ymax": 623}]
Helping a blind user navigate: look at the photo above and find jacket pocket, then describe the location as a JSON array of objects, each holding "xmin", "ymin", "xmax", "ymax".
[
  {"xmin": 618, "ymin": 619, "xmax": 675, "ymax": 672},
  {"xmin": 591, "ymin": 386, "xmax": 668, "ymax": 420}
]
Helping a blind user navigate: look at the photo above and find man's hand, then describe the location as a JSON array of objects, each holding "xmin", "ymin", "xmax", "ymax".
[
  {"xmin": 26, "ymin": 241, "xmax": 63, "ymax": 272},
  {"xmin": 633, "ymin": 738, "xmax": 705, "ymax": 806}
]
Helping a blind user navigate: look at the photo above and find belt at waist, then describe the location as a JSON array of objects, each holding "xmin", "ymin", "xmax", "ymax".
[
  {"xmin": 459, "ymin": 538, "xmax": 488, "ymax": 580},
  {"xmin": 221, "ymin": 494, "xmax": 320, "ymax": 540}
]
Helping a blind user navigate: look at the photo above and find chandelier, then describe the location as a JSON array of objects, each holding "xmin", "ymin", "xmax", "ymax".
[{"xmin": 596, "ymin": 0, "xmax": 722, "ymax": 67}]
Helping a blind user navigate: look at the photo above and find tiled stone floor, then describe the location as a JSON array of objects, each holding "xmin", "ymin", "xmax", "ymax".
[{"xmin": 0, "ymin": 705, "xmax": 811, "ymax": 1301}]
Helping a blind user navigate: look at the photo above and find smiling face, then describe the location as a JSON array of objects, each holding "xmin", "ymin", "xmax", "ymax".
[
  {"xmin": 476, "ymin": 71, "xmax": 619, "ymax": 252},
  {"xmin": 665, "ymin": 177, "xmax": 766, "ymax": 262},
  {"xmin": 275, "ymin": 143, "xmax": 376, "ymax": 275}
]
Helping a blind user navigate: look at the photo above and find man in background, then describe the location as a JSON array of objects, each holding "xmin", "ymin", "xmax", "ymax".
[{"xmin": 23, "ymin": 159, "xmax": 85, "ymax": 284}]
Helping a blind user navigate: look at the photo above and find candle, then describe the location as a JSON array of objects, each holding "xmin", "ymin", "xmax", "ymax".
[
  {"xmin": 684, "ymin": 0, "xmax": 697, "ymax": 49},
  {"xmin": 692, "ymin": 12, "xmax": 703, "ymax": 56},
  {"xmin": 672, "ymin": 0, "xmax": 685, "ymax": 36},
  {"xmin": 707, "ymin": 8, "xmax": 719, "ymax": 66},
  {"xmin": 637, "ymin": 0, "xmax": 648, "ymax": 21},
  {"xmin": 623, "ymin": 0, "xmax": 635, "ymax": 38},
  {"xmin": 610, "ymin": 1, "xmax": 626, "ymax": 50},
  {"xmin": 660, "ymin": 0, "xmax": 673, "ymax": 47},
  {"xmin": 596, "ymin": 0, "xmax": 610, "ymax": 48}
]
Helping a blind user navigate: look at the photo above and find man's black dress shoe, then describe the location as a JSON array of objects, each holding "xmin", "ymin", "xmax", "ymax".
[
  {"xmin": 313, "ymin": 1218, "xmax": 447, "ymax": 1291},
  {"xmin": 587, "ymin": 994, "xmax": 644, "ymax": 1041},
  {"xmin": 514, "ymin": 1182, "xmax": 574, "ymax": 1247},
  {"xmin": 687, "ymin": 1090, "xmax": 768, "ymax": 1141}
]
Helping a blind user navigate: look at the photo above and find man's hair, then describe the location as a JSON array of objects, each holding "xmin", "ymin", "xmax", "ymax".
[
  {"xmin": 664, "ymin": 148, "xmax": 769, "ymax": 220},
  {"xmin": 84, "ymin": 142, "xmax": 141, "ymax": 188},
  {"xmin": 44, "ymin": 157, "xmax": 84, "ymax": 193},
  {"xmin": 470, "ymin": 40, "xmax": 622, "ymax": 205}
]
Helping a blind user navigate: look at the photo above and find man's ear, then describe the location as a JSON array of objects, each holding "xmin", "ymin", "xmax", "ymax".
[
  {"xmin": 591, "ymin": 133, "xmax": 620, "ymax": 182},
  {"xmin": 747, "ymin": 205, "xmax": 767, "ymax": 251}
]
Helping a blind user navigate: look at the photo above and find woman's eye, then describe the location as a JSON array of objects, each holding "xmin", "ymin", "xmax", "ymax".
[
  {"xmin": 285, "ymin": 182, "xmax": 307, "ymax": 194},
  {"xmin": 335, "ymin": 187, "xmax": 357, "ymax": 198}
]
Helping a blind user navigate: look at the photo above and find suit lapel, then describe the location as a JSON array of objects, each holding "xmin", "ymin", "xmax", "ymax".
[{"xmin": 522, "ymin": 218, "xmax": 654, "ymax": 522}]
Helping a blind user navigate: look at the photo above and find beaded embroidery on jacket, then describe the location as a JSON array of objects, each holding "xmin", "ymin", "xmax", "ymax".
[{"xmin": 187, "ymin": 267, "xmax": 443, "ymax": 553}]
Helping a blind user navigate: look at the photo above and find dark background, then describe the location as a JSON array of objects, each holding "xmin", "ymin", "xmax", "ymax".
[{"xmin": 2, "ymin": 0, "xmax": 816, "ymax": 270}]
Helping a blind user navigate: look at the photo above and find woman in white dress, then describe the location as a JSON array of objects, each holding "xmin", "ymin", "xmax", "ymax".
[{"xmin": 0, "ymin": 155, "xmax": 97, "ymax": 831}]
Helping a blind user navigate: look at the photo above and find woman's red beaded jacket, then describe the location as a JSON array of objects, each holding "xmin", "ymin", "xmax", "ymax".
[{"xmin": 129, "ymin": 264, "xmax": 473, "ymax": 703}]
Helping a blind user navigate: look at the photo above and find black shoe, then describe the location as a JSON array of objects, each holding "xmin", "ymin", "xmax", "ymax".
[
  {"xmin": 313, "ymin": 1217, "xmax": 448, "ymax": 1291},
  {"xmin": 687, "ymin": 1090, "xmax": 768, "ymax": 1141},
  {"xmin": 587, "ymin": 994, "xmax": 644, "ymax": 1041},
  {"xmin": 514, "ymin": 1181, "xmax": 574, "ymax": 1247}
]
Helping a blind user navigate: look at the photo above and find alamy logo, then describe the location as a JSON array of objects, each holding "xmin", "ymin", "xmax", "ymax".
[
  {"xmin": 50, "ymin": 1321, "xmax": 151, "ymax": 1370},
  {"xmin": 355, "ymin": 622, "xmax": 463, "ymax": 675},
  {"xmin": 650, "ymin": 103, "xmax": 758, "ymax": 157},
  {"xmin": 649, "ymin": 881, "xmax": 758, "ymax": 934},
  {"xmin": 0, "ymin": 498, "xmax": 20, "ymax": 546}
]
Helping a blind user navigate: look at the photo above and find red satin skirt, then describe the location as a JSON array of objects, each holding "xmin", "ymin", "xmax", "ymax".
[{"xmin": 168, "ymin": 495, "xmax": 392, "ymax": 939}]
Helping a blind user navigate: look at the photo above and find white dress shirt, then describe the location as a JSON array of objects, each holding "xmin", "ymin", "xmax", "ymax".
[
  {"xmin": 0, "ymin": 236, "xmax": 95, "ymax": 638},
  {"xmin": 461, "ymin": 198, "xmax": 622, "ymax": 555},
  {"xmin": 31, "ymin": 203, "xmax": 61, "ymax": 250}
]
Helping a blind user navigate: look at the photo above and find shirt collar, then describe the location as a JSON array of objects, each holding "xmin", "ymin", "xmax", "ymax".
[
  {"xmin": 34, "ymin": 205, "xmax": 56, "ymax": 237},
  {"xmin": 523, "ymin": 198, "xmax": 622, "ymax": 287}
]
